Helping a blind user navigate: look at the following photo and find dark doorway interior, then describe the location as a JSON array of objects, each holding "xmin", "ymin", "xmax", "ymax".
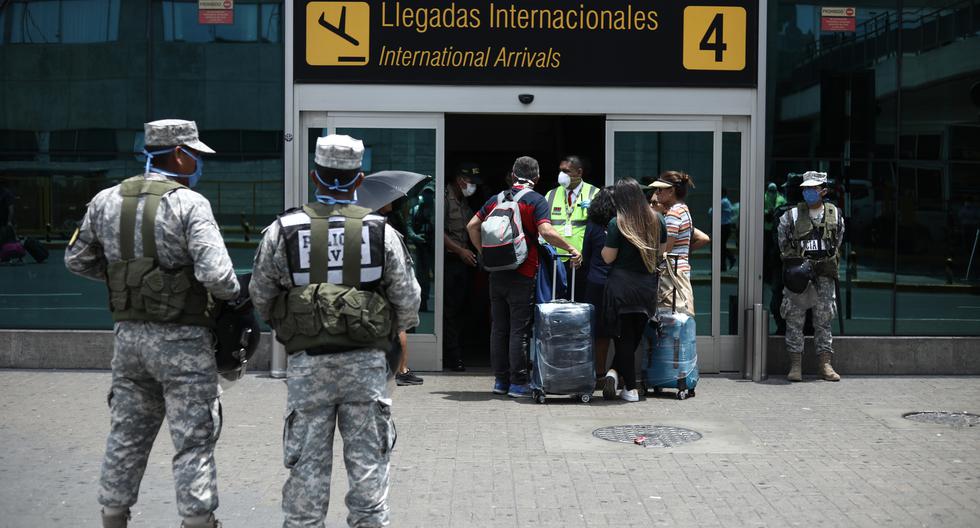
[{"xmin": 443, "ymin": 114, "xmax": 605, "ymax": 368}]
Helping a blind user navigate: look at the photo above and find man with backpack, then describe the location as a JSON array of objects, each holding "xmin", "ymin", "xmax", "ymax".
[{"xmin": 466, "ymin": 156, "xmax": 582, "ymax": 398}]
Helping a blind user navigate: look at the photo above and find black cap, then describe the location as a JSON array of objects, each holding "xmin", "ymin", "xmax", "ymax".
[{"xmin": 456, "ymin": 162, "xmax": 482, "ymax": 184}]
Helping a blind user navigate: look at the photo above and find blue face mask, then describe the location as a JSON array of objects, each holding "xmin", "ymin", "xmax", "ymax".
[
  {"xmin": 802, "ymin": 188, "xmax": 822, "ymax": 206},
  {"xmin": 142, "ymin": 147, "xmax": 203, "ymax": 187},
  {"xmin": 313, "ymin": 169, "xmax": 359, "ymax": 205}
]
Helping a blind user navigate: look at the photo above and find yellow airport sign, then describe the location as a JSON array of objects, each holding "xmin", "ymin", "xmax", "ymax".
[
  {"xmin": 682, "ymin": 6, "xmax": 746, "ymax": 71},
  {"xmin": 306, "ymin": 1, "xmax": 370, "ymax": 66}
]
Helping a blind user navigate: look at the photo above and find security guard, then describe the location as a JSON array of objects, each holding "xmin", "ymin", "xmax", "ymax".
[
  {"xmin": 442, "ymin": 162, "xmax": 480, "ymax": 371},
  {"xmin": 249, "ymin": 134, "xmax": 421, "ymax": 528},
  {"xmin": 777, "ymin": 171, "xmax": 845, "ymax": 382},
  {"xmin": 64, "ymin": 119, "xmax": 239, "ymax": 528},
  {"xmin": 545, "ymin": 155, "xmax": 598, "ymax": 299}
]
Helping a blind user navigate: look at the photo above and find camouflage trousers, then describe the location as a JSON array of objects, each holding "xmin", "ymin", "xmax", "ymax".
[
  {"xmin": 99, "ymin": 321, "xmax": 222, "ymax": 517},
  {"xmin": 282, "ymin": 350, "xmax": 395, "ymax": 528},
  {"xmin": 780, "ymin": 276, "xmax": 837, "ymax": 356}
]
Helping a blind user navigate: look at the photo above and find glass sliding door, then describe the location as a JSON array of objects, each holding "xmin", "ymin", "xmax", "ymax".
[
  {"xmin": 299, "ymin": 112, "xmax": 444, "ymax": 370},
  {"xmin": 606, "ymin": 118, "xmax": 748, "ymax": 373}
]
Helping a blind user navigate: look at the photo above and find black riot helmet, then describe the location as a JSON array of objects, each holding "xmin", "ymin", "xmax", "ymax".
[
  {"xmin": 782, "ymin": 257, "xmax": 815, "ymax": 294},
  {"xmin": 214, "ymin": 273, "xmax": 261, "ymax": 389}
]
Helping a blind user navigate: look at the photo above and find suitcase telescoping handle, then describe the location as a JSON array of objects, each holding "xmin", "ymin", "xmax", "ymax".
[
  {"xmin": 665, "ymin": 253, "xmax": 679, "ymax": 313},
  {"xmin": 552, "ymin": 251, "xmax": 577, "ymax": 302}
]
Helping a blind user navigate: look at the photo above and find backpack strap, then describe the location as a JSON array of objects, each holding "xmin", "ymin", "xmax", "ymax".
[
  {"xmin": 303, "ymin": 202, "xmax": 372, "ymax": 287},
  {"xmin": 512, "ymin": 188, "xmax": 532, "ymax": 201},
  {"xmin": 119, "ymin": 177, "xmax": 185, "ymax": 260}
]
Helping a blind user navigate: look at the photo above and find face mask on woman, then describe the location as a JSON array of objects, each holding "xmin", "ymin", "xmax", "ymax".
[{"xmin": 462, "ymin": 182, "xmax": 477, "ymax": 197}]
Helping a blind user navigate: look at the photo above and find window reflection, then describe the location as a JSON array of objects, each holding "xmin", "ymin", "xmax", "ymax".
[
  {"xmin": 161, "ymin": 1, "xmax": 281, "ymax": 43},
  {"xmin": 2, "ymin": 0, "xmax": 120, "ymax": 44}
]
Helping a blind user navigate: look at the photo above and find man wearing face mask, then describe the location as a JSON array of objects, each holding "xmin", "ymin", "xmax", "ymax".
[
  {"xmin": 545, "ymin": 155, "xmax": 598, "ymax": 301},
  {"xmin": 250, "ymin": 134, "xmax": 420, "ymax": 527},
  {"xmin": 65, "ymin": 119, "xmax": 239, "ymax": 528},
  {"xmin": 777, "ymin": 171, "xmax": 845, "ymax": 382},
  {"xmin": 443, "ymin": 162, "xmax": 481, "ymax": 371}
]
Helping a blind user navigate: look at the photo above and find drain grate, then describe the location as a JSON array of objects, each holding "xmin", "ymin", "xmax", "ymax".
[
  {"xmin": 592, "ymin": 425, "xmax": 702, "ymax": 447},
  {"xmin": 903, "ymin": 411, "xmax": 980, "ymax": 427}
]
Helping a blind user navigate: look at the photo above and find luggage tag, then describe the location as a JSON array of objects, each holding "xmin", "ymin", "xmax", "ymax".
[{"xmin": 563, "ymin": 223, "xmax": 572, "ymax": 237}]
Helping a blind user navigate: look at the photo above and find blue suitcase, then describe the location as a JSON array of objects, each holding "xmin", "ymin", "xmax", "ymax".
[
  {"xmin": 639, "ymin": 256, "xmax": 699, "ymax": 400},
  {"xmin": 530, "ymin": 264, "xmax": 594, "ymax": 404},
  {"xmin": 639, "ymin": 311, "xmax": 699, "ymax": 399}
]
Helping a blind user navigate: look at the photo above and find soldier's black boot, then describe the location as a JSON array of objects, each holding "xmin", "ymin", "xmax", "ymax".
[{"xmin": 101, "ymin": 508, "xmax": 130, "ymax": 528}]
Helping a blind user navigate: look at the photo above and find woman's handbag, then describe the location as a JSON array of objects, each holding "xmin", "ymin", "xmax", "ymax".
[{"xmin": 658, "ymin": 254, "xmax": 695, "ymax": 316}]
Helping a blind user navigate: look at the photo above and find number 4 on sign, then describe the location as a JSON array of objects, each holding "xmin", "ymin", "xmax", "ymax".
[
  {"xmin": 700, "ymin": 14, "xmax": 727, "ymax": 62},
  {"xmin": 683, "ymin": 6, "xmax": 746, "ymax": 71}
]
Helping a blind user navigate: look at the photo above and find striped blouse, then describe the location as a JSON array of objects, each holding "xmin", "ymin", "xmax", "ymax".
[{"xmin": 665, "ymin": 202, "xmax": 693, "ymax": 276}]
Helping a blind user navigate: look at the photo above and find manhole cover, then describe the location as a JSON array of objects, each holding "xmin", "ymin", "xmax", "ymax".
[
  {"xmin": 592, "ymin": 425, "xmax": 702, "ymax": 448},
  {"xmin": 903, "ymin": 411, "xmax": 980, "ymax": 427}
]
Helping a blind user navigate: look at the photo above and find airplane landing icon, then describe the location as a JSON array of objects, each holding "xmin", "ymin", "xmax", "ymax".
[
  {"xmin": 306, "ymin": 1, "xmax": 369, "ymax": 66},
  {"xmin": 319, "ymin": 7, "xmax": 359, "ymax": 47}
]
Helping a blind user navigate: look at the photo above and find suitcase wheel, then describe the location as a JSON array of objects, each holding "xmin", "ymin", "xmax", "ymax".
[
  {"xmin": 579, "ymin": 393, "xmax": 592, "ymax": 403},
  {"xmin": 533, "ymin": 390, "xmax": 546, "ymax": 404},
  {"xmin": 676, "ymin": 390, "xmax": 688, "ymax": 400}
]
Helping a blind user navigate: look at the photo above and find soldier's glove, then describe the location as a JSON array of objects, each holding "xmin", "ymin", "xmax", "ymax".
[{"xmin": 225, "ymin": 273, "xmax": 254, "ymax": 313}]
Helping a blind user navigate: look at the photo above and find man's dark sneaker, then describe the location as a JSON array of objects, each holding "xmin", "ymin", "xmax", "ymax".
[
  {"xmin": 396, "ymin": 370, "xmax": 424, "ymax": 386},
  {"xmin": 492, "ymin": 380, "xmax": 509, "ymax": 395}
]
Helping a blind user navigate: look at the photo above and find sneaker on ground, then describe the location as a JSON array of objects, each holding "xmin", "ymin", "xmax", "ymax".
[
  {"xmin": 396, "ymin": 370, "xmax": 424, "ymax": 386},
  {"xmin": 620, "ymin": 388, "xmax": 639, "ymax": 402},
  {"xmin": 492, "ymin": 380, "xmax": 509, "ymax": 395},
  {"xmin": 507, "ymin": 384, "xmax": 532, "ymax": 398},
  {"xmin": 602, "ymin": 369, "xmax": 619, "ymax": 401}
]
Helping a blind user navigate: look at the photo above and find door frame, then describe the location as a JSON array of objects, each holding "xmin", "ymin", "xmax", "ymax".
[
  {"xmin": 604, "ymin": 116, "xmax": 750, "ymax": 372},
  {"xmin": 297, "ymin": 111, "xmax": 446, "ymax": 371}
]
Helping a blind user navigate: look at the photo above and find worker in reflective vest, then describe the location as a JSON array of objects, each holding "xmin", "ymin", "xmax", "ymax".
[{"xmin": 545, "ymin": 155, "xmax": 599, "ymax": 301}]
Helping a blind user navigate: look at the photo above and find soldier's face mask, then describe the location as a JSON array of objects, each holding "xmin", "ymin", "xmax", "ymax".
[
  {"xmin": 312, "ymin": 169, "xmax": 359, "ymax": 205},
  {"xmin": 142, "ymin": 146, "xmax": 203, "ymax": 187},
  {"xmin": 802, "ymin": 188, "xmax": 822, "ymax": 206}
]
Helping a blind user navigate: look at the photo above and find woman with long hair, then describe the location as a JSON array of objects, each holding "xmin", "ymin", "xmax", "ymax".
[
  {"xmin": 600, "ymin": 178, "xmax": 664, "ymax": 402},
  {"xmin": 580, "ymin": 186, "xmax": 616, "ymax": 383}
]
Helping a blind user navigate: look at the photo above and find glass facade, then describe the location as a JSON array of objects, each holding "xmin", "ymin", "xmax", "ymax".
[
  {"xmin": 0, "ymin": 0, "xmax": 284, "ymax": 329},
  {"xmin": 765, "ymin": 0, "xmax": 980, "ymax": 336},
  {"xmin": 1, "ymin": 0, "xmax": 977, "ymax": 339}
]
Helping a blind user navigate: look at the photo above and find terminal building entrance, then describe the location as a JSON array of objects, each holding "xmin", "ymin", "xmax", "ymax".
[{"xmin": 294, "ymin": 109, "xmax": 753, "ymax": 374}]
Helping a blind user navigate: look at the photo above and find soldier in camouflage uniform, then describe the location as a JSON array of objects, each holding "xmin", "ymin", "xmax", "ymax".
[
  {"xmin": 777, "ymin": 171, "xmax": 845, "ymax": 382},
  {"xmin": 249, "ymin": 134, "xmax": 420, "ymax": 528},
  {"xmin": 64, "ymin": 120, "xmax": 239, "ymax": 528}
]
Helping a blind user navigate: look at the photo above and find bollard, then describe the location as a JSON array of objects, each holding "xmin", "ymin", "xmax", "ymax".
[
  {"xmin": 751, "ymin": 304, "xmax": 768, "ymax": 382},
  {"xmin": 270, "ymin": 336, "xmax": 287, "ymax": 378},
  {"xmin": 945, "ymin": 257, "xmax": 954, "ymax": 285}
]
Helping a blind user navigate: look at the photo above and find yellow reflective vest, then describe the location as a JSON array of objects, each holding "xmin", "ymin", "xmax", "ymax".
[{"xmin": 544, "ymin": 182, "xmax": 599, "ymax": 252}]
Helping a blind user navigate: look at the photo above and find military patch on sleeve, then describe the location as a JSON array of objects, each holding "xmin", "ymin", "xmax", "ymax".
[{"xmin": 68, "ymin": 227, "xmax": 80, "ymax": 247}]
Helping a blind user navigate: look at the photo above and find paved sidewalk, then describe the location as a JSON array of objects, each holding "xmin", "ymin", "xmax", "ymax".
[{"xmin": 1, "ymin": 370, "xmax": 978, "ymax": 527}]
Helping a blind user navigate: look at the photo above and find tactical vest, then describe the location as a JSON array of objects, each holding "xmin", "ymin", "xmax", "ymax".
[
  {"xmin": 105, "ymin": 176, "xmax": 214, "ymax": 327},
  {"xmin": 788, "ymin": 202, "xmax": 840, "ymax": 279},
  {"xmin": 270, "ymin": 202, "xmax": 392, "ymax": 354},
  {"xmin": 545, "ymin": 183, "xmax": 598, "ymax": 252}
]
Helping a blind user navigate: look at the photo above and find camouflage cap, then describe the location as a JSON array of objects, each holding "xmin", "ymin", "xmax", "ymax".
[
  {"xmin": 314, "ymin": 134, "xmax": 364, "ymax": 170},
  {"xmin": 143, "ymin": 119, "xmax": 215, "ymax": 154},
  {"xmin": 799, "ymin": 171, "xmax": 828, "ymax": 187}
]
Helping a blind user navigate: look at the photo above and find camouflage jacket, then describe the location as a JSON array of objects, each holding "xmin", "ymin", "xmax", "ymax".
[
  {"xmin": 249, "ymin": 210, "xmax": 421, "ymax": 333},
  {"xmin": 64, "ymin": 173, "xmax": 239, "ymax": 301}
]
